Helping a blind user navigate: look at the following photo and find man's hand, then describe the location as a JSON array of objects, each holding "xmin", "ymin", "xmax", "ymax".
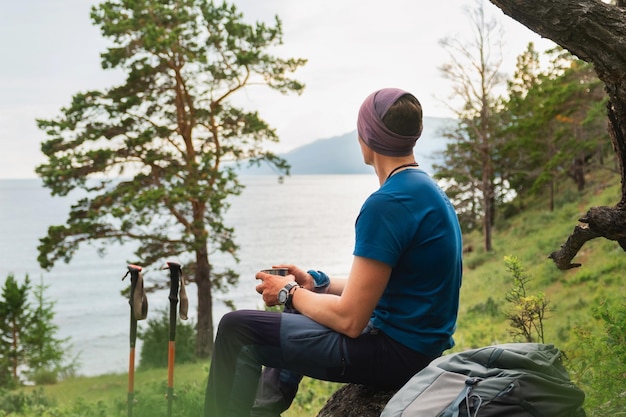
[
  {"xmin": 255, "ymin": 270, "xmax": 292, "ymax": 306},
  {"xmin": 271, "ymin": 264, "xmax": 316, "ymax": 290}
]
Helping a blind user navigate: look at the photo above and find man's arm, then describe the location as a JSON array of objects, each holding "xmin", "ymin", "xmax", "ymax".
[
  {"xmin": 325, "ymin": 277, "xmax": 346, "ymax": 295},
  {"xmin": 295, "ymin": 256, "xmax": 390, "ymax": 337}
]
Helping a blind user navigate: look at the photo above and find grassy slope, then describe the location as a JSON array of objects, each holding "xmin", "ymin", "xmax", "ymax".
[
  {"xmin": 24, "ymin": 363, "xmax": 210, "ymax": 408},
  {"xmin": 12, "ymin": 169, "xmax": 625, "ymax": 416},
  {"xmin": 16, "ymin": 363, "xmax": 340, "ymax": 416},
  {"xmin": 454, "ymin": 169, "xmax": 624, "ymax": 354}
]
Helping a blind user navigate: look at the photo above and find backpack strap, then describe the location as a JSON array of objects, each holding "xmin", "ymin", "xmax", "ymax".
[{"xmin": 450, "ymin": 377, "xmax": 483, "ymax": 417}]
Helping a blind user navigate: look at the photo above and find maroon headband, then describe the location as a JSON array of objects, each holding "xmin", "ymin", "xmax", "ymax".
[{"xmin": 357, "ymin": 88, "xmax": 422, "ymax": 157}]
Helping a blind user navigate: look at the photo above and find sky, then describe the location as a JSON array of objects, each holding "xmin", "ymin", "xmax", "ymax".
[{"xmin": 0, "ymin": 0, "xmax": 555, "ymax": 179}]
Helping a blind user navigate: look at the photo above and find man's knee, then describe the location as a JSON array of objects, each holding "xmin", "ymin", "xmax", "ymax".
[
  {"xmin": 217, "ymin": 310, "xmax": 248, "ymax": 333},
  {"xmin": 216, "ymin": 310, "xmax": 281, "ymax": 344}
]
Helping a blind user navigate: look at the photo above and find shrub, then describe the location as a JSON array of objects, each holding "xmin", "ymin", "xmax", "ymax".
[
  {"xmin": 503, "ymin": 255, "xmax": 552, "ymax": 343},
  {"xmin": 467, "ymin": 296, "xmax": 500, "ymax": 317},
  {"xmin": 0, "ymin": 387, "xmax": 54, "ymax": 414},
  {"xmin": 569, "ymin": 299, "xmax": 626, "ymax": 416},
  {"xmin": 138, "ymin": 308, "xmax": 198, "ymax": 369}
]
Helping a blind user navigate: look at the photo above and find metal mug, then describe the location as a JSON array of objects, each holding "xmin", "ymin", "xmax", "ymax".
[{"xmin": 260, "ymin": 268, "xmax": 289, "ymax": 276}]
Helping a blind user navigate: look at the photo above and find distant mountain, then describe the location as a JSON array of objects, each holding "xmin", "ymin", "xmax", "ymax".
[{"xmin": 238, "ymin": 116, "xmax": 455, "ymax": 175}]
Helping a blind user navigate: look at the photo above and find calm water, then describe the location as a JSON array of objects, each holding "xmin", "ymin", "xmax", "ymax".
[{"xmin": 0, "ymin": 175, "xmax": 379, "ymax": 376}]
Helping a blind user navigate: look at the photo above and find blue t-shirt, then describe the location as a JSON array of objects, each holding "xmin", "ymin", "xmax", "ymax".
[{"xmin": 353, "ymin": 168, "xmax": 463, "ymax": 358}]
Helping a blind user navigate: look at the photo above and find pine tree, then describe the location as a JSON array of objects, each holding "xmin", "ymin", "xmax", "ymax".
[
  {"xmin": 23, "ymin": 279, "xmax": 74, "ymax": 384},
  {"xmin": 35, "ymin": 0, "xmax": 306, "ymax": 358},
  {"xmin": 0, "ymin": 274, "xmax": 31, "ymax": 385},
  {"xmin": 0, "ymin": 275, "xmax": 73, "ymax": 386}
]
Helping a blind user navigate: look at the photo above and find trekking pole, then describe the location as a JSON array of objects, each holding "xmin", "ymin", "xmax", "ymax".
[
  {"xmin": 122, "ymin": 264, "xmax": 148, "ymax": 417},
  {"xmin": 163, "ymin": 261, "xmax": 187, "ymax": 417}
]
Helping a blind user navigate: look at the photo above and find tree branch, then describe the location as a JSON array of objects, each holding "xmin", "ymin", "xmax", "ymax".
[{"xmin": 548, "ymin": 205, "xmax": 626, "ymax": 269}]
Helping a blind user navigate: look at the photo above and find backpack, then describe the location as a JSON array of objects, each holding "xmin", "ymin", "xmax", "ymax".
[{"xmin": 380, "ymin": 343, "xmax": 586, "ymax": 417}]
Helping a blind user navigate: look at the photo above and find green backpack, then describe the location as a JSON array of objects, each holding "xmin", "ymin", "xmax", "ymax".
[{"xmin": 381, "ymin": 343, "xmax": 586, "ymax": 417}]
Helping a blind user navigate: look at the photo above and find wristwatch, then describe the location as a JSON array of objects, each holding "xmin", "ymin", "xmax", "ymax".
[{"xmin": 278, "ymin": 282, "xmax": 299, "ymax": 305}]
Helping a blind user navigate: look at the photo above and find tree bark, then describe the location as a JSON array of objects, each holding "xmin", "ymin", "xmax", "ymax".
[
  {"xmin": 489, "ymin": 0, "xmax": 626, "ymax": 269},
  {"xmin": 195, "ymin": 249, "xmax": 214, "ymax": 358},
  {"xmin": 317, "ymin": 384, "xmax": 397, "ymax": 417}
]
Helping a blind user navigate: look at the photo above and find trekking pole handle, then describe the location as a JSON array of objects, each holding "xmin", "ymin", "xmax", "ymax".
[
  {"xmin": 122, "ymin": 264, "xmax": 143, "ymax": 281},
  {"xmin": 164, "ymin": 261, "xmax": 182, "ymax": 303}
]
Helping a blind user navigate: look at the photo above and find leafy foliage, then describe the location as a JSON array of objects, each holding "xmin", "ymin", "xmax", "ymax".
[
  {"xmin": 503, "ymin": 255, "xmax": 551, "ymax": 343},
  {"xmin": 568, "ymin": 299, "xmax": 626, "ymax": 416},
  {"xmin": 0, "ymin": 387, "xmax": 55, "ymax": 414}
]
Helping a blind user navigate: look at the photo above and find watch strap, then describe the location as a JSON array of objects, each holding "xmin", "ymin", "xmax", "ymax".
[
  {"xmin": 285, "ymin": 285, "xmax": 301, "ymax": 310},
  {"xmin": 278, "ymin": 282, "xmax": 297, "ymax": 305}
]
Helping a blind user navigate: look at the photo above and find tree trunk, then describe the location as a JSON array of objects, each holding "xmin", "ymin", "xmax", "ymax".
[
  {"xmin": 483, "ymin": 181, "xmax": 493, "ymax": 252},
  {"xmin": 482, "ymin": 153, "xmax": 494, "ymax": 252},
  {"xmin": 570, "ymin": 155, "xmax": 585, "ymax": 192},
  {"xmin": 11, "ymin": 319, "xmax": 18, "ymax": 379},
  {"xmin": 549, "ymin": 179, "xmax": 555, "ymax": 212},
  {"xmin": 195, "ymin": 248, "xmax": 214, "ymax": 358},
  {"xmin": 488, "ymin": 0, "xmax": 626, "ymax": 269},
  {"xmin": 549, "ymin": 139, "xmax": 556, "ymax": 212}
]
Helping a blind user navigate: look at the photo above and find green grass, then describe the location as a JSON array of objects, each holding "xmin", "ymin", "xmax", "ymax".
[
  {"xmin": 5, "ymin": 362, "xmax": 209, "ymax": 416},
  {"xmin": 5, "ymin": 170, "xmax": 625, "ymax": 416},
  {"xmin": 22, "ymin": 362, "xmax": 209, "ymax": 408},
  {"xmin": 5, "ymin": 363, "xmax": 341, "ymax": 417}
]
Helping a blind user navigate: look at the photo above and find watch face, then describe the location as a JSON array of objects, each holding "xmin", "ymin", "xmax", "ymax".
[{"xmin": 278, "ymin": 288, "xmax": 288, "ymax": 304}]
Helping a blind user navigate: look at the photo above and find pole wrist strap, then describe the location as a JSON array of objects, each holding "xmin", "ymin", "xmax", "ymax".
[{"xmin": 307, "ymin": 270, "xmax": 330, "ymax": 293}]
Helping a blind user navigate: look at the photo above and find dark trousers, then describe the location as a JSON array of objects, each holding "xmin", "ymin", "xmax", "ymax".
[{"xmin": 203, "ymin": 310, "xmax": 431, "ymax": 417}]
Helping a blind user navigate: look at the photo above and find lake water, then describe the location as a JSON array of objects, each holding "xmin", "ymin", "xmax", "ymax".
[{"xmin": 0, "ymin": 175, "xmax": 379, "ymax": 376}]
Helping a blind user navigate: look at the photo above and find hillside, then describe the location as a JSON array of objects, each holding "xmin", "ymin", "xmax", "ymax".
[
  {"xmin": 238, "ymin": 116, "xmax": 455, "ymax": 175},
  {"xmin": 453, "ymin": 168, "xmax": 625, "ymax": 355}
]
